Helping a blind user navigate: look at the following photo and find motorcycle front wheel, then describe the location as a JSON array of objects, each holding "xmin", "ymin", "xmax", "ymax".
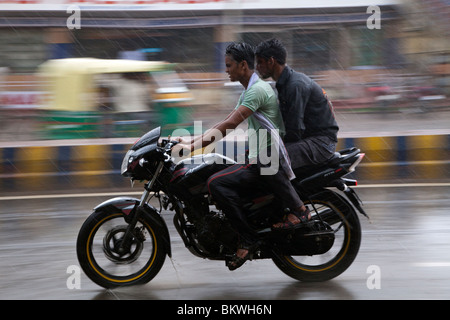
[
  {"xmin": 76, "ymin": 210, "xmax": 167, "ymax": 289},
  {"xmin": 272, "ymin": 191, "xmax": 361, "ymax": 282}
]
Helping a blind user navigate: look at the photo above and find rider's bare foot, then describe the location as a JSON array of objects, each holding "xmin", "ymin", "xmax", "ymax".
[
  {"xmin": 272, "ymin": 213, "xmax": 300, "ymax": 228},
  {"xmin": 228, "ymin": 245, "xmax": 256, "ymax": 271},
  {"xmin": 272, "ymin": 206, "xmax": 311, "ymax": 229},
  {"xmin": 236, "ymin": 248, "xmax": 248, "ymax": 259}
]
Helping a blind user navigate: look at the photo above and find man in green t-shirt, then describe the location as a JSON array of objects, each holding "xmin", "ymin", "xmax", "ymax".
[{"xmin": 173, "ymin": 42, "xmax": 303, "ymax": 270}]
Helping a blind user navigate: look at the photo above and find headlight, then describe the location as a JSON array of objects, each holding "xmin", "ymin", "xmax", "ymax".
[{"xmin": 121, "ymin": 150, "xmax": 134, "ymax": 176}]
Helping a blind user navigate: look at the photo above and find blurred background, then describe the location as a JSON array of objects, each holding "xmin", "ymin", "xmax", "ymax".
[{"xmin": 0, "ymin": 0, "xmax": 448, "ymax": 141}]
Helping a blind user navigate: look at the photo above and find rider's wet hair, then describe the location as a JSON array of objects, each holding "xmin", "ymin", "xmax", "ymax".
[
  {"xmin": 255, "ymin": 38, "xmax": 287, "ymax": 65},
  {"xmin": 225, "ymin": 42, "xmax": 255, "ymax": 70}
]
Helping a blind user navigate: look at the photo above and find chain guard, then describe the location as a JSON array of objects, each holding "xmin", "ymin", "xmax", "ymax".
[{"xmin": 275, "ymin": 220, "xmax": 335, "ymax": 256}]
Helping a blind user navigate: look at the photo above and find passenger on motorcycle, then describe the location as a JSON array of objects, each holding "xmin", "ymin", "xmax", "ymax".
[
  {"xmin": 255, "ymin": 38, "xmax": 340, "ymax": 229},
  {"xmin": 173, "ymin": 42, "xmax": 304, "ymax": 270}
]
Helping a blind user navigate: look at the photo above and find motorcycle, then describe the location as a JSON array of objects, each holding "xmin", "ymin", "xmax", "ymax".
[{"xmin": 76, "ymin": 126, "xmax": 368, "ymax": 288}]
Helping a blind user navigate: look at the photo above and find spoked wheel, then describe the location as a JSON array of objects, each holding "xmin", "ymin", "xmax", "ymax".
[
  {"xmin": 272, "ymin": 191, "xmax": 361, "ymax": 282},
  {"xmin": 77, "ymin": 210, "xmax": 167, "ymax": 289}
]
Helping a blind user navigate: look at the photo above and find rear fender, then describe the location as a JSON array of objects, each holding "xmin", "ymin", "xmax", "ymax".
[
  {"xmin": 306, "ymin": 189, "xmax": 356, "ymax": 227},
  {"xmin": 94, "ymin": 197, "xmax": 172, "ymax": 257},
  {"xmin": 343, "ymin": 187, "xmax": 370, "ymax": 220}
]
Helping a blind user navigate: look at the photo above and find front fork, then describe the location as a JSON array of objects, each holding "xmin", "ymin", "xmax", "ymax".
[
  {"xmin": 93, "ymin": 161, "xmax": 171, "ymax": 256},
  {"xmin": 120, "ymin": 161, "xmax": 165, "ymax": 252}
]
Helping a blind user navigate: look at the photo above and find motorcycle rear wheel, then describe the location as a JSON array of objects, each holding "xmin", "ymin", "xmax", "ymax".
[
  {"xmin": 76, "ymin": 210, "xmax": 167, "ymax": 289},
  {"xmin": 272, "ymin": 191, "xmax": 361, "ymax": 282}
]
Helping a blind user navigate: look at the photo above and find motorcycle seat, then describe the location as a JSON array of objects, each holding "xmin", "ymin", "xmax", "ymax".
[
  {"xmin": 292, "ymin": 152, "xmax": 341, "ymax": 179},
  {"xmin": 326, "ymin": 152, "xmax": 343, "ymax": 166},
  {"xmin": 292, "ymin": 147, "xmax": 361, "ymax": 180}
]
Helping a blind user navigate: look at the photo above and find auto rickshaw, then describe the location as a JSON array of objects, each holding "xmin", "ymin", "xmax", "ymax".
[{"xmin": 38, "ymin": 58, "xmax": 193, "ymax": 139}]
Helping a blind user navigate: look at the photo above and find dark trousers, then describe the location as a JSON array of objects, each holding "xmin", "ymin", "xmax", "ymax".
[
  {"xmin": 207, "ymin": 158, "xmax": 302, "ymax": 246},
  {"xmin": 286, "ymin": 135, "xmax": 336, "ymax": 169}
]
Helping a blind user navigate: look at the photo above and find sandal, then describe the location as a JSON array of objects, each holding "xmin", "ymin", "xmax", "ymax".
[
  {"xmin": 227, "ymin": 243, "xmax": 258, "ymax": 271},
  {"xmin": 272, "ymin": 207, "xmax": 311, "ymax": 230}
]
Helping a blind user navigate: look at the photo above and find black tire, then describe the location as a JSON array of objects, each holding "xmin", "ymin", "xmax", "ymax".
[
  {"xmin": 272, "ymin": 190, "xmax": 361, "ymax": 282},
  {"xmin": 76, "ymin": 209, "xmax": 167, "ymax": 289}
]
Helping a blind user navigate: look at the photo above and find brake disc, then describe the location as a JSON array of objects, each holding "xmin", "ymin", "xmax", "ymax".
[{"xmin": 102, "ymin": 225, "xmax": 144, "ymax": 264}]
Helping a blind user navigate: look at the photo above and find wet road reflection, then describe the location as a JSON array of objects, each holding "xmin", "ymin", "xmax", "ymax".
[{"xmin": 0, "ymin": 184, "xmax": 449, "ymax": 300}]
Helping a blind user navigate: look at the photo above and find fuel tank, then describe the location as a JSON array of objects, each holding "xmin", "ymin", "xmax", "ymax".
[{"xmin": 170, "ymin": 153, "xmax": 236, "ymax": 196}]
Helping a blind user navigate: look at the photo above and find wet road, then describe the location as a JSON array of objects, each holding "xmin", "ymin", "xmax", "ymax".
[{"xmin": 0, "ymin": 184, "xmax": 449, "ymax": 300}]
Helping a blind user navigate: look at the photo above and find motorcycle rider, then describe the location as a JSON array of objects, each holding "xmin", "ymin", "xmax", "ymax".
[
  {"xmin": 255, "ymin": 38, "xmax": 339, "ymax": 229},
  {"xmin": 173, "ymin": 42, "xmax": 304, "ymax": 270}
]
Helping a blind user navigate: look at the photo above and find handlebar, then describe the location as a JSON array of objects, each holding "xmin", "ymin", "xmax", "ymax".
[
  {"xmin": 160, "ymin": 138, "xmax": 179, "ymax": 150},
  {"xmin": 157, "ymin": 139, "xmax": 182, "ymax": 162}
]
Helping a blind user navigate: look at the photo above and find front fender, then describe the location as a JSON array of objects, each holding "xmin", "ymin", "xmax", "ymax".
[
  {"xmin": 94, "ymin": 197, "xmax": 140, "ymax": 216},
  {"xmin": 94, "ymin": 196, "xmax": 172, "ymax": 257}
]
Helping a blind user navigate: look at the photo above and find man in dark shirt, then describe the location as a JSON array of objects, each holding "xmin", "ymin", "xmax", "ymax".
[{"xmin": 255, "ymin": 38, "xmax": 339, "ymax": 228}]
